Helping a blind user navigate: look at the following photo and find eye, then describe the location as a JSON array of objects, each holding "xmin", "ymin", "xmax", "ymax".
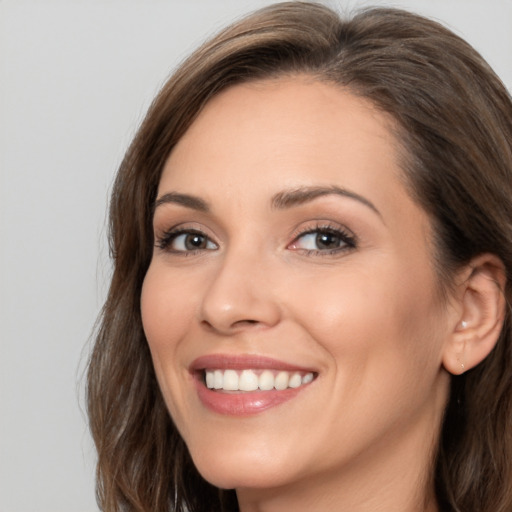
[
  {"xmin": 288, "ymin": 225, "xmax": 356, "ymax": 254},
  {"xmin": 156, "ymin": 229, "xmax": 218, "ymax": 253}
]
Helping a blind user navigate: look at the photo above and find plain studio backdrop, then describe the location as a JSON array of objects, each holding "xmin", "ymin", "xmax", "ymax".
[{"xmin": 0, "ymin": 0, "xmax": 510, "ymax": 511}]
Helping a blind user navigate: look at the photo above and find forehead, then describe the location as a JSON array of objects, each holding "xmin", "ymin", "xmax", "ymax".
[{"xmin": 159, "ymin": 77, "xmax": 409, "ymax": 213}]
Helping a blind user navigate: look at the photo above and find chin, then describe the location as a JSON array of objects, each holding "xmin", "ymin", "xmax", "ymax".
[{"xmin": 188, "ymin": 442, "xmax": 299, "ymax": 490}]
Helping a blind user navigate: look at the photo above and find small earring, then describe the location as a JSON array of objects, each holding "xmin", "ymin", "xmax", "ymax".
[{"xmin": 461, "ymin": 320, "xmax": 468, "ymax": 329}]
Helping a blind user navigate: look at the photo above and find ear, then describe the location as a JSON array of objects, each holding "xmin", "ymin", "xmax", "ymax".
[{"xmin": 443, "ymin": 254, "xmax": 506, "ymax": 375}]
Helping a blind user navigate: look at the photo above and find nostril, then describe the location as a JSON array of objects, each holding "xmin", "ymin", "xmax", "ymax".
[
  {"xmin": 233, "ymin": 319, "xmax": 259, "ymax": 326},
  {"xmin": 200, "ymin": 318, "xmax": 260, "ymax": 333}
]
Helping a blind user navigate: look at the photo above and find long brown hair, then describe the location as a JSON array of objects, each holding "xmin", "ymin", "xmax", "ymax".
[{"xmin": 87, "ymin": 3, "xmax": 512, "ymax": 511}]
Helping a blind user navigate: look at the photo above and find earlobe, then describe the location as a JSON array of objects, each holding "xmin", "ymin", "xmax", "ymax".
[{"xmin": 442, "ymin": 254, "xmax": 506, "ymax": 375}]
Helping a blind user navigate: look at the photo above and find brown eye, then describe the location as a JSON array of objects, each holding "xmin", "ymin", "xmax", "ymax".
[
  {"xmin": 315, "ymin": 232, "xmax": 343, "ymax": 250},
  {"xmin": 158, "ymin": 230, "xmax": 218, "ymax": 252},
  {"xmin": 181, "ymin": 233, "xmax": 208, "ymax": 250},
  {"xmin": 289, "ymin": 227, "xmax": 356, "ymax": 254}
]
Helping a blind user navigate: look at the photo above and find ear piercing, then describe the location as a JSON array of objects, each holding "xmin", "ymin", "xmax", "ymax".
[
  {"xmin": 456, "ymin": 326, "xmax": 467, "ymax": 372},
  {"xmin": 458, "ymin": 325, "xmax": 467, "ymax": 372}
]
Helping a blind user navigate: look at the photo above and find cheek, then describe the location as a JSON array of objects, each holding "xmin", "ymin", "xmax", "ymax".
[
  {"xmin": 294, "ymin": 263, "xmax": 447, "ymax": 445},
  {"xmin": 140, "ymin": 264, "xmax": 198, "ymax": 430},
  {"xmin": 141, "ymin": 264, "xmax": 194, "ymax": 355},
  {"xmin": 140, "ymin": 265, "xmax": 193, "ymax": 412},
  {"xmin": 286, "ymin": 258, "xmax": 445, "ymax": 385}
]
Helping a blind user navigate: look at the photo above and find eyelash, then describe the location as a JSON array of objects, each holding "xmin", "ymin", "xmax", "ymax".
[
  {"xmin": 155, "ymin": 223, "xmax": 357, "ymax": 256},
  {"xmin": 155, "ymin": 228, "xmax": 217, "ymax": 254},
  {"xmin": 288, "ymin": 223, "xmax": 357, "ymax": 255}
]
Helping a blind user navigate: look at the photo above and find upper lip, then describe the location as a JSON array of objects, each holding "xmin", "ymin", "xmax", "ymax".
[{"xmin": 189, "ymin": 354, "xmax": 317, "ymax": 373}]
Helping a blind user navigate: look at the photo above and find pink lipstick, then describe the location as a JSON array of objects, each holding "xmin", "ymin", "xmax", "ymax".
[{"xmin": 190, "ymin": 354, "xmax": 316, "ymax": 416}]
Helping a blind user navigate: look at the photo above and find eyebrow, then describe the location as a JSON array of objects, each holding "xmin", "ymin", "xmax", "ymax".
[
  {"xmin": 271, "ymin": 185, "xmax": 381, "ymax": 217},
  {"xmin": 154, "ymin": 192, "xmax": 210, "ymax": 213},
  {"xmin": 154, "ymin": 185, "xmax": 381, "ymax": 218}
]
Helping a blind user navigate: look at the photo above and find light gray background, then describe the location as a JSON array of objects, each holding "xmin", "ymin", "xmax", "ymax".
[{"xmin": 1, "ymin": 1, "xmax": 511, "ymax": 511}]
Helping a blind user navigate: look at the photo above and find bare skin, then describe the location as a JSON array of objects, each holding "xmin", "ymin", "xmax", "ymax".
[{"xmin": 141, "ymin": 77, "xmax": 482, "ymax": 511}]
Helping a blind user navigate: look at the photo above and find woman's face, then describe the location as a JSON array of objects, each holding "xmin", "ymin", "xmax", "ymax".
[{"xmin": 141, "ymin": 78, "xmax": 453, "ymax": 494}]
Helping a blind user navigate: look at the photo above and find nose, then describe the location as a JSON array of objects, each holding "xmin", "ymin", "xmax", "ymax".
[{"xmin": 199, "ymin": 250, "xmax": 281, "ymax": 335}]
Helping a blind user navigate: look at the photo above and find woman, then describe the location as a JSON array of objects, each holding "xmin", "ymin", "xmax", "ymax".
[{"xmin": 87, "ymin": 2, "xmax": 512, "ymax": 511}]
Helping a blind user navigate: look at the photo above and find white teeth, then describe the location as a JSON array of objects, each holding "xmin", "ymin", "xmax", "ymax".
[
  {"xmin": 288, "ymin": 373, "xmax": 302, "ymax": 388},
  {"xmin": 239, "ymin": 369, "xmax": 259, "ymax": 391},
  {"xmin": 259, "ymin": 370, "xmax": 274, "ymax": 390},
  {"xmin": 302, "ymin": 372, "xmax": 314, "ymax": 385},
  {"xmin": 205, "ymin": 371, "xmax": 215, "ymax": 389},
  {"xmin": 213, "ymin": 370, "xmax": 223, "ymax": 389},
  {"xmin": 204, "ymin": 368, "xmax": 315, "ymax": 392},
  {"xmin": 274, "ymin": 371, "xmax": 289, "ymax": 390},
  {"xmin": 223, "ymin": 369, "xmax": 239, "ymax": 391}
]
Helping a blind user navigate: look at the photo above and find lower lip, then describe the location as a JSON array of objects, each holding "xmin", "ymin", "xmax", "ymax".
[{"xmin": 195, "ymin": 379, "xmax": 308, "ymax": 416}]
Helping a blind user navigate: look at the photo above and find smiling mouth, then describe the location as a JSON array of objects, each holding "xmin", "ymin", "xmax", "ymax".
[
  {"xmin": 190, "ymin": 354, "xmax": 318, "ymax": 414},
  {"xmin": 203, "ymin": 368, "xmax": 316, "ymax": 392}
]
